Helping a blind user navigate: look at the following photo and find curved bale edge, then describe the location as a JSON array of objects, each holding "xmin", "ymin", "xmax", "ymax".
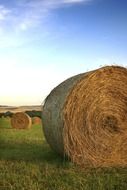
[{"xmin": 42, "ymin": 72, "xmax": 92, "ymax": 155}]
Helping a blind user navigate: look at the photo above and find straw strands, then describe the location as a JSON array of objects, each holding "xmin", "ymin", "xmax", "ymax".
[{"xmin": 42, "ymin": 66, "xmax": 127, "ymax": 167}]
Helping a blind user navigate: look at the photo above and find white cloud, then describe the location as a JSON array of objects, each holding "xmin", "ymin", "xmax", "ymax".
[
  {"xmin": 0, "ymin": 0, "xmax": 93, "ymax": 49},
  {"xmin": 19, "ymin": 0, "xmax": 92, "ymax": 31},
  {"xmin": 0, "ymin": 0, "xmax": 93, "ymax": 32},
  {"xmin": 0, "ymin": 5, "xmax": 10, "ymax": 20},
  {"xmin": 63, "ymin": 0, "xmax": 88, "ymax": 3}
]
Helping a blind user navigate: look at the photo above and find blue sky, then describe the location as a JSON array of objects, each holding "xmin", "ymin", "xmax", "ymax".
[{"xmin": 0, "ymin": 0, "xmax": 127, "ymax": 105}]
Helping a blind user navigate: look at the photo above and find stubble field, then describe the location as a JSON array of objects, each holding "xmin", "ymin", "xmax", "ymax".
[{"xmin": 0, "ymin": 117, "xmax": 127, "ymax": 190}]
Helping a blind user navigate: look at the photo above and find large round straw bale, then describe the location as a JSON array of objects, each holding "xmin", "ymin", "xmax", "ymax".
[
  {"xmin": 42, "ymin": 66, "xmax": 127, "ymax": 167},
  {"xmin": 11, "ymin": 112, "xmax": 32, "ymax": 129}
]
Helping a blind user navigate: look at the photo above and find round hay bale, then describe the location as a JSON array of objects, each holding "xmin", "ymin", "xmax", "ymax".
[
  {"xmin": 32, "ymin": 116, "xmax": 41, "ymax": 125},
  {"xmin": 42, "ymin": 66, "xmax": 127, "ymax": 167},
  {"xmin": 11, "ymin": 112, "xmax": 32, "ymax": 129}
]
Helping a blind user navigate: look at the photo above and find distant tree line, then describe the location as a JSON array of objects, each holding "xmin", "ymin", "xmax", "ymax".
[
  {"xmin": 25, "ymin": 110, "xmax": 41, "ymax": 118},
  {"xmin": 0, "ymin": 110, "xmax": 42, "ymax": 118}
]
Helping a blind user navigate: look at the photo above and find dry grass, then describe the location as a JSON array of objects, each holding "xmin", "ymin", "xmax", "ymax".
[{"xmin": 1, "ymin": 121, "xmax": 127, "ymax": 190}]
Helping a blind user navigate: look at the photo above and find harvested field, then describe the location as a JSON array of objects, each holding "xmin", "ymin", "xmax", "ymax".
[{"xmin": 0, "ymin": 117, "xmax": 127, "ymax": 189}]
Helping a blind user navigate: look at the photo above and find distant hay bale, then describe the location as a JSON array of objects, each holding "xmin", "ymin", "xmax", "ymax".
[
  {"xmin": 32, "ymin": 117, "xmax": 41, "ymax": 125},
  {"xmin": 42, "ymin": 66, "xmax": 127, "ymax": 167},
  {"xmin": 11, "ymin": 112, "xmax": 32, "ymax": 129}
]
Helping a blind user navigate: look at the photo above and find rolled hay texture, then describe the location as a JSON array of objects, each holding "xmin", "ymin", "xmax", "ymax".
[
  {"xmin": 11, "ymin": 112, "xmax": 32, "ymax": 129},
  {"xmin": 42, "ymin": 66, "xmax": 127, "ymax": 167},
  {"xmin": 32, "ymin": 116, "xmax": 41, "ymax": 125}
]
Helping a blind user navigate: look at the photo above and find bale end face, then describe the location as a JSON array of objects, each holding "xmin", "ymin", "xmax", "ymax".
[
  {"xmin": 11, "ymin": 112, "xmax": 32, "ymax": 129},
  {"xmin": 63, "ymin": 66, "xmax": 127, "ymax": 167}
]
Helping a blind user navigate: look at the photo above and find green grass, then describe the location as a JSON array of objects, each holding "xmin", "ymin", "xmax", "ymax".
[{"xmin": 0, "ymin": 118, "xmax": 127, "ymax": 190}]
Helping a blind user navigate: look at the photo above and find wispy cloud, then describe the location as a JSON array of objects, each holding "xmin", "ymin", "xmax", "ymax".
[
  {"xmin": 0, "ymin": 5, "xmax": 10, "ymax": 20},
  {"xmin": 0, "ymin": 0, "xmax": 93, "ymax": 48},
  {"xmin": 63, "ymin": 0, "xmax": 88, "ymax": 4},
  {"xmin": 0, "ymin": 0, "xmax": 92, "ymax": 31}
]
